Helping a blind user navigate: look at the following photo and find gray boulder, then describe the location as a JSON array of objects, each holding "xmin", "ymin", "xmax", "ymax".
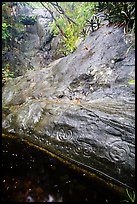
[{"xmin": 2, "ymin": 24, "xmax": 135, "ymax": 190}]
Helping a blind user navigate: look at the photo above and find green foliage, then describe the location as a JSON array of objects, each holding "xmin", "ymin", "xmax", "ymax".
[
  {"xmin": 49, "ymin": 21, "xmax": 59, "ymax": 36},
  {"xmin": 26, "ymin": 2, "xmax": 43, "ymax": 8},
  {"xmin": 48, "ymin": 2, "xmax": 135, "ymax": 56},
  {"xmin": 102, "ymin": 2, "xmax": 135, "ymax": 33},
  {"xmin": 61, "ymin": 24, "xmax": 78, "ymax": 55},
  {"xmin": 26, "ymin": 2, "xmax": 135, "ymax": 56},
  {"xmin": 2, "ymin": 63, "xmax": 14, "ymax": 83},
  {"xmin": 126, "ymin": 189, "xmax": 135, "ymax": 202},
  {"xmin": 49, "ymin": 2, "xmax": 97, "ymax": 55},
  {"xmin": 74, "ymin": 2, "xmax": 96, "ymax": 29},
  {"xmin": 2, "ymin": 22, "xmax": 11, "ymax": 41},
  {"xmin": 2, "ymin": 2, "xmax": 14, "ymax": 48},
  {"xmin": 121, "ymin": 189, "xmax": 135, "ymax": 203},
  {"xmin": 128, "ymin": 79, "xmax": 135, "ymax": 85}
]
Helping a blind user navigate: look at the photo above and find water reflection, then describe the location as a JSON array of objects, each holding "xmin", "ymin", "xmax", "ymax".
[{"xmin": 2, "ymin": 137, "xmax": 124, "ymax": 202}]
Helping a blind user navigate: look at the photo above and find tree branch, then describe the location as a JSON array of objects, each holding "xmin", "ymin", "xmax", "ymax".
[
  {"xmin": 49, "ymin": 2, "xmax": 78, "ymax": 25},
  {"xmin": 40, "ymin": 2, "xmax": 67, "ymax": 38}
]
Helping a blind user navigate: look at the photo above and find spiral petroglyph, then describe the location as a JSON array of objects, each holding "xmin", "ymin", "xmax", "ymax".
[
  {"xmin": 109, "ymin": 141, "xmax": 130, "ymax": 162},
  {"xmin": 75, "ymin": 142, "xmax": 93, "ymax": 157},
  {"xmin": 83, "ymin": 144, "xmax": 93, "ymax": 157},
  {"xmin": 57, "ymin": 128, "xmax": 73, "ymax": 141}
]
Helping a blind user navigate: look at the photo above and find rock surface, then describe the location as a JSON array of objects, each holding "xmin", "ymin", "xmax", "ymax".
[
  {"xmin": 3, "ymin": 3, "xmax": 55, "ymax": 77},
  {"xmin": 2, "ymin": 24, "xmax": 135, "ymax": 189}
]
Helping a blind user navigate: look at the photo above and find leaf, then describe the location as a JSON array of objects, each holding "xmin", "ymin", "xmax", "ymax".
[
  {"xmin": 128, "ymin": 79, "xmax": 135, "ymax": 85},
  {"xmin": 126, "ymin": 189, "xmax": 135, "ymax": 202}
]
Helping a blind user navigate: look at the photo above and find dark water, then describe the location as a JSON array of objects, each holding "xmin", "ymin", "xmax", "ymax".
[{"xmin": 2, "ymin": 136, "xmax": 127, "ymax": 203}]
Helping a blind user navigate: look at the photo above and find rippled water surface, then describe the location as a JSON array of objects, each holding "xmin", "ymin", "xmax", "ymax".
[{"xmin": 2, "ymin": 136, "xmax": 125, "ymax": 202}]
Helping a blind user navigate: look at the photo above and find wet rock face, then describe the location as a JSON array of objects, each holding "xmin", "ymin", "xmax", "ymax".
[
  {"xmin": 15, "ymin": 3, "xmax": 53, "ymax": 44},
  {"xmin": 2, "ymin": 25, "xmax": 135, "ymax": 189},
  {"xmin": 3, "ymin": 3, "xmax": 54, "ymax": 77}
]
